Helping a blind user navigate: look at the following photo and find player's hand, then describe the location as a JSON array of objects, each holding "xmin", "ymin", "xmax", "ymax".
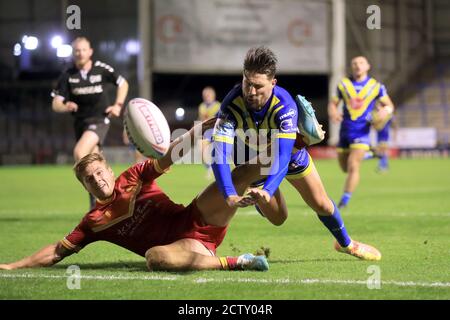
[
  {"xmin": 0, "ymin": 264, "xmax": 14, "ymax": 270},
  {"xmin": 105, "ymin": 104, "xmax": 122, "ymax": 118},
  {"xmin": 226, "ymin": 195, "xmax": 256, "ymax": 208},
  {"xmin": 65, "ymin": 101, "xmax": 78, "ymax": 113},
  {"xmin": 246, "ymin": 188, "xmax": 271, "ymax": 205}
]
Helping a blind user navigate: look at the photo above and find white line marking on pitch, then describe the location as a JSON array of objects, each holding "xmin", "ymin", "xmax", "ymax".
[{"xmin": 1, "ymin": 273, "xmax": 449, "ymax": 288}]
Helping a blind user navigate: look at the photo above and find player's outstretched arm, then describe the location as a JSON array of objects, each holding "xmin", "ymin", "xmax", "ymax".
[
  {"xmin": 0, "ymin": 242, "xmax": 73, "ymax": 270},
  {"xmin": 157, "ymin": 118, "xmax": 217, "ymax": 171}
]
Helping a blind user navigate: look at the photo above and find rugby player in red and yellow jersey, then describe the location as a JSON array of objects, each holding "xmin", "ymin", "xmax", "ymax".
[{"xmin": 0, "ymin": 120, "xmax": 279, "ymax": 272}]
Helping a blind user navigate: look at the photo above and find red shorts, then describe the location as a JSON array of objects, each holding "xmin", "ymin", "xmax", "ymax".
[{"xmin": 163, "ymin": 199, "xmax": 228, "ymax": 255}]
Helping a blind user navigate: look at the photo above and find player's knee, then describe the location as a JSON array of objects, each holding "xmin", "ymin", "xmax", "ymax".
[
  {"xmin": 347, "ymin": 160, "xmax": 360, "ymax": 173},
  {"xmin": 145, "ymin": 246, "xmax": 172, "ymax": 271},
  {"xmin": 269, "ymin": 213, "xmax": 287, "ymax": 226}
]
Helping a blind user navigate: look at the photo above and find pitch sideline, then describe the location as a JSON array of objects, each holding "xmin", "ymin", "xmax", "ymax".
[{"xmin": 1, "ymin": 272, "xmax": 449, "ymax": 288}]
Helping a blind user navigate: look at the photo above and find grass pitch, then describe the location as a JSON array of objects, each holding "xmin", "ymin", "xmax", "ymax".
[{"xmin": 0, "ymin": 158, "xmax": 449, "ymax": 300}]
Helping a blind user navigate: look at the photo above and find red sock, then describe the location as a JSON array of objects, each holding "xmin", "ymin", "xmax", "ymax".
[
  {"xmin": 226, "ymin": 257, "xmax": 238, "ymax": 270},
  {"xmin": 219, "ymin": 256, "xmax": 238, "ymax": 270}
]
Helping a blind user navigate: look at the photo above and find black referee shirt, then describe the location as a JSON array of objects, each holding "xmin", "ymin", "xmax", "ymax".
[{"xmin": 51, "ymin": 60, "xmax": 125, "ymax": 121}]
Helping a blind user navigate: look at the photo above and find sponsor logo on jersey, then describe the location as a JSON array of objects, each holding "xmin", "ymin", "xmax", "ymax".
[
  {"xmin": 89, "ymin": 75, "xmax": 102, "ymax": 83},
  {"xmin": 280, "ymin": 118, "xmax": 295, "ymax": 132},
  {"xmin": 95, "ymin": 61, "xmax": 114, "ymax": 72},
  {"xmin": 68, "ymin": 77, "xmax": 80, "ymax": 83},
  {"xmin": 279, "ymin": 109, "xmax": 296, "ymax": 120},
  {"xmin": 72, "ymin": 85, "xmax": 103, "ymax": 95}
]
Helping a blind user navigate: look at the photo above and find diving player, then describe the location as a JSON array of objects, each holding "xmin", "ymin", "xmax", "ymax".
[{"xmin": 0, "ymin": 119, "xmax": 272, "ymax": 272}]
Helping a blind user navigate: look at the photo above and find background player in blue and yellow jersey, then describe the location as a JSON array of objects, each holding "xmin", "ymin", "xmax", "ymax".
[
  {"xmin": 212, "ymin": 47, "xmax": 381, "ymax": 261},
  {"xmin": 328, "ymin": 56, "xmax": 395, "ymax": 209},
  {"xmin": 198, "ymin": 86, "xmax": 221, "ymax": 178}
]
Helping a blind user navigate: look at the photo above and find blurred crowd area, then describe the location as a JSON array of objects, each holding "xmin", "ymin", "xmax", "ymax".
[{"xmin": 0, "ymin": 0, "xmax": 449, "ymax": 164}]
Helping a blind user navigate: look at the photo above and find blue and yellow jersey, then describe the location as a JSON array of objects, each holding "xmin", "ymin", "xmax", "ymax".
[
  {"xmin": 333, "ymin": 76, "xmax": 388, "ymax": 136},
  {"xmin": 211, "ymin": 84, "xmax": 298, "ymax": 198},
  {"xmin": 198, "ymin": 101, "xmax": 221, "ymax": 120}
]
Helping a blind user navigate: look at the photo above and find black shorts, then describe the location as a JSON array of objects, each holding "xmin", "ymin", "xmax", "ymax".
[{"xmin": 74, "ymin": 117, "xmax": 111, "ymax": 146}]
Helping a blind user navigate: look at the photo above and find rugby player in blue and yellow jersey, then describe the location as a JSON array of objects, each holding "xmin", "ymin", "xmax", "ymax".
[
  {"xmin": 211, "ymin": 47, "xmax": 381, "ymax": 261},
  {"xmin": 328, "ymin": 56, "xmax": 395, "ymax": 209}
]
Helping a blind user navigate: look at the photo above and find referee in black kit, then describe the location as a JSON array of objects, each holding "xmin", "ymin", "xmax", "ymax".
[{"xmin": 51, "ymin": 37, "xmax": 129, "ymax": 208}]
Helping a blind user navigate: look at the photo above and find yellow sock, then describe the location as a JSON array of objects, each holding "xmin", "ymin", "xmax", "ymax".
[{"xmin": 219, "ymin": 257, "xmax": 229, "ymax": 270}]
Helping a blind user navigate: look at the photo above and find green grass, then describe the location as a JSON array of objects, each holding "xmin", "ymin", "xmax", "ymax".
[{"xmin": 0, "ymin": 158, "xmax": 449, "ymax": 299}]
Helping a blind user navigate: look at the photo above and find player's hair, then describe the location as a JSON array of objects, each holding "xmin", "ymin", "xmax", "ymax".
[
  {"xmin": 351, "ymin": 55, "xmax": 370, "ymax": 64},
  {"xmin": 72, "ymin": 36, "xmax": 91, "ymax": 48},
  {"xmin": 73, "ymin": 152, "xmax": 108, "ymax": 183},
  {"xmin": 243, "ymin": 46, "xmax": 278, "ymax": 79}
]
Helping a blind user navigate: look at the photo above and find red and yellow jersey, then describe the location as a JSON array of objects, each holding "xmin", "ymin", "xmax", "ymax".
[{"xmin": 60, "ymin": 160, "xmax": 187, "ymax": 257}]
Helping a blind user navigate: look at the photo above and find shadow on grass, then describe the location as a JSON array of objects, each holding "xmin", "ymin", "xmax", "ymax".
[
  {"xmin": 0, "ymin": 217, "xmax": 22, "ymax": 222},
  {"xmin": 269, "ymin": 258, "xmax": 356, "ymax": 264},
  {"xmin": 53, "ymin": 261, "xmax": 148, "ymax": 272},
  {"xmin": 0, "ymin": 216, "xmax": 78, "ymax": 222},
  {"xmin": 52, "ymin": 262, "xmax": 200, "ymax": 275}
]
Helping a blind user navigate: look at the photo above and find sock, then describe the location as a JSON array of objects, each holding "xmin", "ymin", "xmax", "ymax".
[
  {"xmin": 219, "ymin": 257, "xmax": 238, "ymax": 270},
  {"xmin": 339, "ymin": 192, "xmax": 352, "ymax": 207},
  {"xmin": 318, "ymin": 201, "xmax": 351, "ymax": 247},
  {"xmin": 378, "ymin": 155, "xmax": 388, "ymax": 169}
]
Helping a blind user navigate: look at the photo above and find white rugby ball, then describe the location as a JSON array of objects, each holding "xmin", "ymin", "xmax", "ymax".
[{"xmin": 124, "ymin": 98, "xmax": 171, "ymax": 159}]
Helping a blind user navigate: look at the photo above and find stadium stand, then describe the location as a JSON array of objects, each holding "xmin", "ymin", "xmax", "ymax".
[{"xmin": 396, "ymin": 61, "xmax": 450, "ymax": 147}]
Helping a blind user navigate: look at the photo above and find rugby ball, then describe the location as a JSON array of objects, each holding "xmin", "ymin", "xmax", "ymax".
[
  {"xmin": 371, "ymin": 105, "xmax": 394, "ymax": 130},
  {"xmin": 124, "ymin": 98, "xmax": 171, "ymax": 159}
]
